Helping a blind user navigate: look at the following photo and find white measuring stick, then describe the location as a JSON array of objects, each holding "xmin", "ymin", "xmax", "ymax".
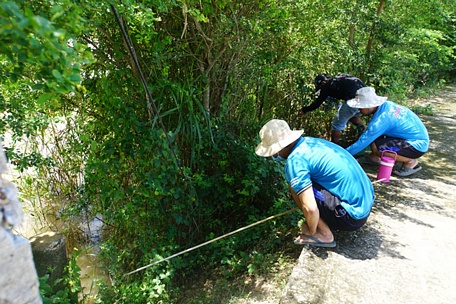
[
  {"xmin": 125, "ymin": 207, "xmax": 300, "ymax": 276},
  {"xmin": 125, "ymin": 177, "xmax": 386, "ymax": 276}
]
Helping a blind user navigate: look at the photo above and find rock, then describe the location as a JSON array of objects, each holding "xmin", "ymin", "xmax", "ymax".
[
  {"xmin": 0, "ymin": 179, "xmax": 24, "ymax": 229},
  {"xmin": 0, "ymin": 230, "xmax": 42, "ymax": 304},
  {"xmin": 30, "ymin": 232, "xmax": 68, "ymax": 289},
  {"xmin": 0, "ymin": 142, "xmax": 42, "ymax": 304},
  {"xmin": 0, "ymin": 139, "xmax": 7, "ymax": 174}
]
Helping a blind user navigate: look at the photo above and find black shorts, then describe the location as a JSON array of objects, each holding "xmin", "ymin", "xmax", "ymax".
[
  {"xmin": 313, "ymin": 182, "xmax": 368, "ymax": 232},
  {"xmin": 374, "ymin": 137, "xmax": 425, "ymax": 159}
]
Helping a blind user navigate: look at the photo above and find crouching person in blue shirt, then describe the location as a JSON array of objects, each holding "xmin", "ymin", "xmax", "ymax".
[
  {"xmin": 346, "ymin": 87, "xmax": 430, "ymax": 177},
  {"xmin": 255, "ymin": 119, "xmax": 375, "ymax": 247}
]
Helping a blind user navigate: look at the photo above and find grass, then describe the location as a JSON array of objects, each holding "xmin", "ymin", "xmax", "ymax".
[{"xmin": 173, "ymin": 230, "xmax": 303, "ymax": 304}]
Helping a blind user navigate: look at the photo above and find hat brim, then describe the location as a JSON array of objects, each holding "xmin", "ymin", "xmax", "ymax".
[
  {"xmin": 255, "ymin": 130, "xmax": 304, "ymax": 157},
  {"xmin": 347, "ymin": 96, "xmax": 387, "ymax": 108}
]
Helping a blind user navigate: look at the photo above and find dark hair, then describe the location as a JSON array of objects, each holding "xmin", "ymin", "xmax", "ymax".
[{"xmin": 314, "ymin": 74, "xmax": 329, "ymax": 89}]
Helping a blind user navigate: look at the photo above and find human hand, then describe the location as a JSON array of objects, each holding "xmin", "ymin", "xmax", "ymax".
[{"xmin": 357, "ymin": 124, "xmax": 367, "ymax": 133}]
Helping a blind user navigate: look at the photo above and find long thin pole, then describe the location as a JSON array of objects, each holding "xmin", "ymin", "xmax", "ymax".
[
  {"xmin": 125, "ymin": 207, "xmax": 300, "ymax": 276},
  {"xmin": 125, "ymin": 177, "xmax": 388, "ymax": 276},
  {"xmin": 126, "ymin": 177, "xmax": 388, "ymax": 276}
]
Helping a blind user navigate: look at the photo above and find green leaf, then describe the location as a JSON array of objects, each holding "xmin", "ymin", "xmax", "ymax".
[
  {"xmin": 52, "ymin": 69, "xmax": 63, "ymax": 82},
  {"xmin": 37, "ymin": 92, "xmax": 53, "ymax": 105}
]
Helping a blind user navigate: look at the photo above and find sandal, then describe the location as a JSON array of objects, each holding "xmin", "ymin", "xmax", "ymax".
[
  {"xmin": 294, "ymin": 234, "xmax": 337, "ymax": 248},
  {"xmin": 393, "ymin": 165, "xmax": 422, "ymax": 177}
]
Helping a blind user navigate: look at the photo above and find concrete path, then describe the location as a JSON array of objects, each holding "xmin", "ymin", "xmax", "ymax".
[{"xmin": 281, "ymin": 85, "xmax": 456, "ymax": 304}]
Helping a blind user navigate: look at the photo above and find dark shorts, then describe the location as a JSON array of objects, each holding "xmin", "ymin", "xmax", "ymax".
[
  {"xmin": 312, "ymin": 183, "xmax": 368, "ymax": 232},
  {"xmin": 374, "ymin": 137, "xmax": 425, "ymax": 159}
]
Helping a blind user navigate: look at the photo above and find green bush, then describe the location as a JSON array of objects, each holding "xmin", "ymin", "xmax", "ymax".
[{"xmin": 91, "ymin": 118, "xmax": 296, "ymax": 302}]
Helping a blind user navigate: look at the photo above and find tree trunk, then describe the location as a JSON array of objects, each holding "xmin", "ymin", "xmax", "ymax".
[
  {"xmin": 363, "ymin": 0, "xmax": 386, "ymax": 79},
  {"xmin": 349, "ymin": 24, "xmax": 355, "ymax": 47}
]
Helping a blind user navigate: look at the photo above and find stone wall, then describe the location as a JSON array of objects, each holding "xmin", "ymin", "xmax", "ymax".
[{"xmin": 0, "ymin": 141, "xmax": 42, "ymax": 304}]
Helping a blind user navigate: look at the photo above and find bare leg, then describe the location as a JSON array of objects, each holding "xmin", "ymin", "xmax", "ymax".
[
  {"xmin": 289, "ymin": 186, "xmax": 334, "ymax": 243},
  {"xmin": 296, "ymin": 220, "xmax": 334, "ymax": 244},
  {"xmin": 360, "ymin": 142, "xmax": 382, "ymax": 163},
  {"xmin": 331, "ymin": 130, "xmax": 341, "ymax": 143},
  {"xmin": 371, "ymin": 143, "xmax": 419, "ymax": 168}
]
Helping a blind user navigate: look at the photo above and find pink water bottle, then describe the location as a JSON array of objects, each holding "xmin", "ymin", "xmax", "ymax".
[{"xmin": 377, "ymin": 150, "xmax": 397, "ymax": 183}]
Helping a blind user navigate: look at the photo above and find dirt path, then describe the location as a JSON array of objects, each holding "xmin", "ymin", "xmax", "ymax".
[{"xmin": 281, "ymin": 85, "xmax": 456, "ymax": 304}]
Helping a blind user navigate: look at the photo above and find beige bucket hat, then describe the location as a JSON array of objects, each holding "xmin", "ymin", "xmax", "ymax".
[
  {"xmin": 255, "ymin": 119, "xmax": 304, "ymax": 157},
  {"xmin": 347, "ymin": 87, "xmax": 387, "ymax": 108}
]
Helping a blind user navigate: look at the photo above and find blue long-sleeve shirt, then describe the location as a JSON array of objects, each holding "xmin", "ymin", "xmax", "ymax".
[{"xmin": 346, "ymin": 101, "xmax": 429, "ymax": 155}]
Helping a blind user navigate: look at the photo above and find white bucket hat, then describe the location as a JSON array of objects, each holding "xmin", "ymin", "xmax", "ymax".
[
  {"xmin": 255, "ymin": 119, "xmax": 304, "ymax": 157},
  {"xmin": 347, "ymin": 87, "xmax": 387, "ymax": 108}
]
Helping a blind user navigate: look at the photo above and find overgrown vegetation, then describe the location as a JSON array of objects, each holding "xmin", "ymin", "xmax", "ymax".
[
  {"xmin": 1, "ymin": 0, "xmax": 455, "ymax": 302},
  {"xmin": 39, "ymin": 250, "xmax": 83, "ymax": 304}
]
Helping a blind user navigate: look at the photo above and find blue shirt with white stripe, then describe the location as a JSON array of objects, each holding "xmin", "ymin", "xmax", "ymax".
[{"xmin": 285, "ymin": 137, "xmax": 375, "ymax": 220}]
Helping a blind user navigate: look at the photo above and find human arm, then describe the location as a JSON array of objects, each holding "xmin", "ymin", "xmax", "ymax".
[
  {"xmin": 289, "ymin": 185, "xmax": 319, "ymax": 235},
  {"xmin": 301, "ymin": 95, "xmax": 326, "ymax": 114},
  {"xmin": 346, "ymin": 115, "xmax": 387, "ymax": 155}
]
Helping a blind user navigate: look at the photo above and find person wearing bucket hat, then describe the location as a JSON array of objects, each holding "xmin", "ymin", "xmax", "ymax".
[
  {"xmin": 255, "ymin": 119, "xmax": 375, "ymax": 247},
  {"xmin": 346, "ymin": 87, "xmax": 429, "ymax": 177},
  {"xmin": 298, "ymin": 73, "xmax": 367, "ymax": 144}
]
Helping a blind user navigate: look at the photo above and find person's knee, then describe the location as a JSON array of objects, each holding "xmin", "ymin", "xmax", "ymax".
[{"xmin": 370, "ymin": 143, "xmax": 381, "ymax": 156}]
